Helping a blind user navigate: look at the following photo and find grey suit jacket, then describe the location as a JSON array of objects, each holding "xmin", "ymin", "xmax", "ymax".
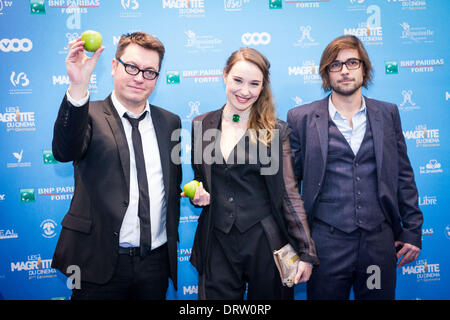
[{"xmin": 287, "ymin": 95, "xmax": 423, "ymax": 248}]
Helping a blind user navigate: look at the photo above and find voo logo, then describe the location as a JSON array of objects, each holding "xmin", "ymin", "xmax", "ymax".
[
  {"xmin": 241, "ymin": 32, "xmax": 271, "ymax": 46},
  {"xmin": 0, "ymin": 38, "xmax": 33, "ymax": 52}
]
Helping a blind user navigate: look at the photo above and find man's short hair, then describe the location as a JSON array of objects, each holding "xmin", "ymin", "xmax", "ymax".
[
  {"xmin": 319, "ymin": 35, "xmax": 373, "ymax": 92},
  {"xmin": 115, "ymin": 32, "xmax": 165, "ymax": 71}
]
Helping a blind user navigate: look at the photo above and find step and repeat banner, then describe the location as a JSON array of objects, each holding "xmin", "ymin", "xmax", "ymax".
[{"xmin": 0, "ymin": 0, "xmax": 449, "ymax": 300}]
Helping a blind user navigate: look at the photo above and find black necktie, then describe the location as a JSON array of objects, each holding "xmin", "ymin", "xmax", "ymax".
[{"xmin": 124, "ymin": 112, "xmax": 151, "ymax": 256}]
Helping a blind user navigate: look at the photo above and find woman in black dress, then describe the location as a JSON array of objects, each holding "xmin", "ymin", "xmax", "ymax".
[{"xmin": 183, "ymin": 48, "xmax": 318, "ymax": 300}]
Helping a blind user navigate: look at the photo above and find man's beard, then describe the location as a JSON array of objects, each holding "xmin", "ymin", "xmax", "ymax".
[{"xmin": 331, "ymin": 77, "xmax": 363, "ymax": 96}]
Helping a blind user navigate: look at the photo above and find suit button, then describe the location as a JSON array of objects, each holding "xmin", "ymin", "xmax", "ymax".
[
  {"xmin": 123, "ymin": 200, "xmax": 129, "ymax": 207},
  {"xmin": 113, "ymin": 232, "xmax": 119, "ymax": 237},
  {"xmin": 356, "ymin": 177, "xmax": 361, "ymax": 182}
]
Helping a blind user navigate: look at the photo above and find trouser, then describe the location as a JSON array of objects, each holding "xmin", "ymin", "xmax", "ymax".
[
  {"xmin": 307, "ymin": 220, "xmax": 397, "ymax": 300},
  {"xmin": 199, "ymin": 222, "xmax": 293, "ymax": 300},
  {"xmin": 71, "ymin": 244, "xmax": 169, "ymax": 300}
]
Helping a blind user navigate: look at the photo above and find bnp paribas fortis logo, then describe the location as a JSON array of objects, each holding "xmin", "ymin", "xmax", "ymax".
[
  {"xmin": 385, "ymin": 61, "xmax": 398, "ymax": 74},
  {"xmin": 166, "ymin": 71, "xmax": 180, "ymax": 84},
  {"xmin": 30, "ymin": 0, "xmax": 46, "ymax": 14},
  {"xmin": 43, "ymin": 150, "xmax": 58, "ymax": 164},
  {"xmin": 20, "ymin": 188, "xmax": 35, "ymax": 203},
  {"xmin": 269, "ymin": 0, "xmax": 282, "ymax": 9}
]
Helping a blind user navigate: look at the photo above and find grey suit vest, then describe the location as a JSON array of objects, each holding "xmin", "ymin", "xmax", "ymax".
[{"xmin": 314, "ymin": 115, "xmax": 386, "ymax": 233}]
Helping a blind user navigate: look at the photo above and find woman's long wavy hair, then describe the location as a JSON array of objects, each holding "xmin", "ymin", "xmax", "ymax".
[{"xmin": 223, "ymin": 48, "xmax": 277, "ymax": 146}]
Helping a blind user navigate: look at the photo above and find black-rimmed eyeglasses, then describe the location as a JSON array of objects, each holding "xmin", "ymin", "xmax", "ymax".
[
  {"xmin": 117, "ymin": 58, "xmax": 159, "ymax": 80},
  {"xmin": 328, "ymin": 58, "xmax": 363, "ymax": 72}
]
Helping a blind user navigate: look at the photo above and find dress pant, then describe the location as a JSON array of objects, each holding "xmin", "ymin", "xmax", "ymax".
[
  {"xmin": 71, "ymin": 244, "xmax": 169, "ymax": 300},
  {"xmin": 200, "ymin": 222, "xmax": 293, "ymax": 300},
  {"xmin": 307, "ymin": 220, "xmax": 397, "ymax": 300}
]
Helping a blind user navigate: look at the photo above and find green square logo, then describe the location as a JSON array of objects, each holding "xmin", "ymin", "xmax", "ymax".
[
  {"xmin": 20, "ymin": 188, "xmax": 35, "ymax": 203},
  {"xmin": 166, "ymin": 71, "xmax": 180, "ymax": 84},
  {"xmin": 30, "ymin": 0, "xmax": 46, "ymax": 14},
  {"xmin": 385, "ymin": 61, "xmax": 398, "ymax": 74},
  {"xmin": 43, "ymin": 150, "xmax": 58, "ymax": 164},
  {"xmin": 269, "ymin": 0, "xmax": 282, "ymax": 9}
]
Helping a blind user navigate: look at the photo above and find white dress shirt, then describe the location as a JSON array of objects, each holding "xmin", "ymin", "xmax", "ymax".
[
  {"xmin": 66, "ymin": 90, "xmax": 167, "ymax": 250},
  {"xmin": 328, "ymin": 95, "xmax": 367, "ymax": 156}
]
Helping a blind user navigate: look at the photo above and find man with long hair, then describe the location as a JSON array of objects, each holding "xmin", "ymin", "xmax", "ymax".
[{"xmin": 287, "ymin": 35, "xmax": 423, "ymax": 299}]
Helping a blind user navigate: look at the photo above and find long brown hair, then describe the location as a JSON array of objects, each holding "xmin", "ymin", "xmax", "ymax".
[
  {"xmin": 319, "ymin": 35, "xmax": 373, "ymax": 91},
  {"xmin": 223, "ymin": 48, "xmax": 277, "ymax": 145}
]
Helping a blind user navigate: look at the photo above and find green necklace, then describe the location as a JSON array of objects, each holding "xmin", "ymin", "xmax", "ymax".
[{"xmin": 223, "ymin": 107, "xmax": 250, "ymax": 123}]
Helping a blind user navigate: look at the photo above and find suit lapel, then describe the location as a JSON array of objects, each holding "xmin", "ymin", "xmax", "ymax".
[
  {"xmin": 313, "ymin": 97, "xmax": 329, "ymax": 176},
  {"xmin": 200, "ymin": 109, "xmax": 222, "ymax": 193},
  {"xmin": 103, "ymin": 95, "xmax": 131, "ymax": 195},
  {"xmin": 365, "ymin": 98, "xmax": 384, "ymax": 182},
  {"xmin": 151, "ymin": 106, "xmax": 171, "ymax": 203},
  {"xmin": 263, "ymin": 126, "xmax": 281, "ymax": 208}
]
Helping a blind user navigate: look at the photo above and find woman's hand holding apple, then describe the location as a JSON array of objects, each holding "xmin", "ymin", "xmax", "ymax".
[{"xmin": 181, "ymin": 181, "xmax": 210, "ymax": 207}]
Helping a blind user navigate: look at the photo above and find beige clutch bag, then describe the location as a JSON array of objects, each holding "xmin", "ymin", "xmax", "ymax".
[{"xmin": 273, "ymin": 243, "xmax": 300, "ymax": 288}]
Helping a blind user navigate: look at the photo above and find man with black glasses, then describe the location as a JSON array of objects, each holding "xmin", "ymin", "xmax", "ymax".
[
  {"xmin": 287, "ymin": 35, "xmax": 423, "ymax": 299},
  {"xmin": 51, "ymin": 32, "xmax": 182, "ymax": 299}
]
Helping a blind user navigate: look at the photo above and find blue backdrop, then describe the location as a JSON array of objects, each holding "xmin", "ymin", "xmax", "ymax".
[{"xmin": 0, "ymin": 0, "xmax": 448, "ymax": 300}]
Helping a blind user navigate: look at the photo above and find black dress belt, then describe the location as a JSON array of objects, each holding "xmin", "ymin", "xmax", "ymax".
[
  {"xmin": 118, "ymin": 247, "xmax": 141, "ymax": 256},
  {"xmin": 118, "ymin": 244, "xmax": 167, "ymax": 257}
]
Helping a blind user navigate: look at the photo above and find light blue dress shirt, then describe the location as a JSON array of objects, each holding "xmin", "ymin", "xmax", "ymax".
[{"xmin": 328, "ymin": 95, "xmax": 367, "ymax": 156}]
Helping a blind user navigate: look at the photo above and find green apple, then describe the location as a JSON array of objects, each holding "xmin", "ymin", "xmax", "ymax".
[
  {"xmin": 81, "ymin": 30, "xmax": 102, "ymax": 52},
  {"xmin": 183, "ymin": 180, "xmax": 200, "ymax": 199}
]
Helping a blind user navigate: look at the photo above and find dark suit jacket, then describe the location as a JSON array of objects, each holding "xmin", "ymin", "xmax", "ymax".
[
  {"xmin": 287, "ymin": 96, "xmax": 423, "ymax": 248},
  {"xmin": 51, "ymin": 94, "xmax": 182, "ymax": 288},
  {"xmin": 189, "ymin": 108, "xmax": 319, "ymax": 275}
]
